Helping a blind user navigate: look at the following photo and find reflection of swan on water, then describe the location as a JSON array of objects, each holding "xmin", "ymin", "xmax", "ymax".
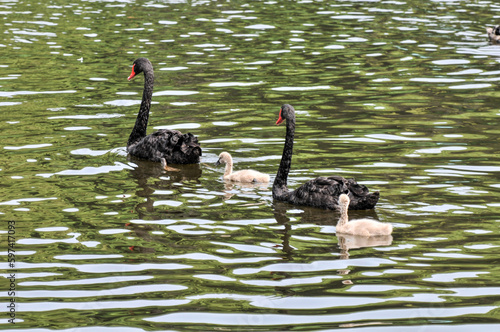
[
  {"xmin": 336, "ymin": 194, "xmax": 392, "ymax": 236},
  {"xmin": 215, "ymin": 152, "xmax": 269, "ymax": 183},
  {"xmin": 128, "ymin": 158, "xmax": 202, "ymax": 184},
  {"xmin": 126, "ymin": 57, "xmax": 201, "ymax": 168},
  {"xmin": 272, "ymin": 104, "xmax": 379, "ymax": 210},
  {"xmin": 272, "ymin": 202, "xmax": 295, "ymax": 262},
  {"xmin": 127, "ymin": 159, "xmax": 202, "ymax": 217}
]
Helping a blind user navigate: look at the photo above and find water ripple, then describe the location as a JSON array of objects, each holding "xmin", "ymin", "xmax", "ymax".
[
  {"xmin": 22, "ymin": 284, "xmax": 187, "ymax": 298},
  {"xmin": 145, "ymin": 306, "xmax": 496, "ymax": 325},
  {"xmin": 4, "ymin": 1, "xmax": 500, "ymax": 330}
]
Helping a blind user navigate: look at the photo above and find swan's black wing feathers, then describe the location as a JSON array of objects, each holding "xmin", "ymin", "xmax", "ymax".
[
  {"xmin": 290, "ymin": 176, "xmax": 347, "ymax": 210},
  {"xmin": 128, "ymin": 129, "xmax": 201, "ymax": 164},
  {"xmin": 287, "ymin": 176, "xmax": 379, "ymax": 210}
]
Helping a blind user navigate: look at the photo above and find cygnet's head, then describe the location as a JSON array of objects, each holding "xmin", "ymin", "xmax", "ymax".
[
  {"xmin": 215, "ymin": 152, "xmax": 232, "ymax": 166},
  {"xmin": 338, "ymin": 193, "xmax": 350, "ymax": 207}
]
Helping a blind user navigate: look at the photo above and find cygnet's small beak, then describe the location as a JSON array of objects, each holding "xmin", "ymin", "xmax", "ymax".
[{"xmin": 214, "ymin": 159, "xmax": 221, "ymax": 167}]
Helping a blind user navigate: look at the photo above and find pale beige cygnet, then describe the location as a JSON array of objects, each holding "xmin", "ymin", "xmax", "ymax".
[
  {"xmin": 487, "ymin": 25, "xmax": 500, "ymax": 42},
  {"xmin": 215, "ymin": 152, "xmax": 270, "ymax": 183},
  {"xmin": 336, "ymin": 194, "xmax": 392, "ymax": 236}
]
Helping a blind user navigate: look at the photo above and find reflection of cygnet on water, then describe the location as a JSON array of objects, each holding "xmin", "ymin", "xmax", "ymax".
[
  {"xmin": 222, "ymin": 181, "xmax": 269, "ymax": 202},
  {"xmin": 337, "ymin": 233, "xmax": 393, "ymax": 259},
  {"xmin": 336, "ymin": 233, "xmax": 393, "ymax": 283}
]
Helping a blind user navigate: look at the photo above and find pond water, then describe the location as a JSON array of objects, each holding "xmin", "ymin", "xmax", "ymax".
[{"xmin": 2, "ymin": 0, "xmax": 500, "ymax": 330}]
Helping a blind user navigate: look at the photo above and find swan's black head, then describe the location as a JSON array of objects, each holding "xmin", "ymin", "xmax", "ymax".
[
  {"xmin": 128, "ymin": 57, "xmax": 153, "ymax": 81},
  {"xmin": 276, "ymin": 104, "xmax": 295, "ymax": 125}
]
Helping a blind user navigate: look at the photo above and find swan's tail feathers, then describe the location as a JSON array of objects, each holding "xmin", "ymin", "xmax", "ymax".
[
  {"xmin": 154, "ymin": 129, "xmax": 202, "ymax": 164},
  {"xmin": 180, "ymin": 133, "xmax": 202, "ymax": 156},
  {"xmin": 346, "ymin": 178, "xmax": 380, "ymax": 210}
]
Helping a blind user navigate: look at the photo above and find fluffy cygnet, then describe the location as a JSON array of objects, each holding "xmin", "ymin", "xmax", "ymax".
[
  {"xmin": 215, "ymin": 152, "xmax": 270, "ymax": 183},
  {"xmin": 336, "ymin": 194, "xmax": 392, "ymax": 236}
]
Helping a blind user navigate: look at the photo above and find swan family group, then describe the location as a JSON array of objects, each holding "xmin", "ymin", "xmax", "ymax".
[{"xmin": 126, "ymin": 57, "xmax": 390, "ymax": 236}]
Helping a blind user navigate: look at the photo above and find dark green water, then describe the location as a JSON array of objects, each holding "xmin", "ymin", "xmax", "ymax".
[{"xmin": 2, "ymin": 0, "xmax": 500, "ymax": 331}]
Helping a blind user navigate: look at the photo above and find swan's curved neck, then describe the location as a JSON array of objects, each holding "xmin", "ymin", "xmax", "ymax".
[
  {"xmin": 338, "ymin": 203, "xmax": 349, "ymax": 227},
  {"xmin": 224, "ymin": 157, "xmax": 233, "ymax": 177},
  {"xmin": 127, "ymin": 68, "xmax": 154, "ymax": 147},
  {"xmin": 273, "ymin": 116, "xmax": 295, "ymax": 199}
]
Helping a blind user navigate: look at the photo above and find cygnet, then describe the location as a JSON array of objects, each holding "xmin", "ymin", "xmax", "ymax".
[
  {"xmin": 336, "ymin": 194, "xmax": 392, "ymax": 236},
  {"xmin": 215, "ymin": 152, "xmax": 270, "ymax": 183}
]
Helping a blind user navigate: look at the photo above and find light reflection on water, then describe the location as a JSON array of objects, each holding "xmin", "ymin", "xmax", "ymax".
[{"xmin": 2, "ymin": 0, "xmax": 500, "ymax": 330}]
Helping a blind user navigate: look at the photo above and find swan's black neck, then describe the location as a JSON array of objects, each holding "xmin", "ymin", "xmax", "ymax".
[
  {"xmin": 273, "ymin": 116, "xmax": 295, "ymax": 199},
  {"xmin": 127, "ymin": 67, "xmax": 154, "ymax": 147}
]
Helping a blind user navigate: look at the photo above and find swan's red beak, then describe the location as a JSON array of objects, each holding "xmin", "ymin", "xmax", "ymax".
[
  {"xmin": 276, "ymin": 108, "xmax": 284, "ymax": 125},
  {"xmin": 127, "ymin": 64, "xmax": 136, "ymax": 81}
]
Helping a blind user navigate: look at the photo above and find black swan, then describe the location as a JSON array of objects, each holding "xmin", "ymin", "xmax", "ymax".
[
  {"xmin": 272, "ymin": 104, "xmax": 379, "ymax": 210},
  {"xmin": 336, "ymin": 194, "xmax": 392, "ymax": 236},
  {"xmin": 127, "ymin": 57, "xmax": 201, "ymax": 166},
  {"xmin": 487, "ymin": 25, "xmax": 500, "ymax": 42}
]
